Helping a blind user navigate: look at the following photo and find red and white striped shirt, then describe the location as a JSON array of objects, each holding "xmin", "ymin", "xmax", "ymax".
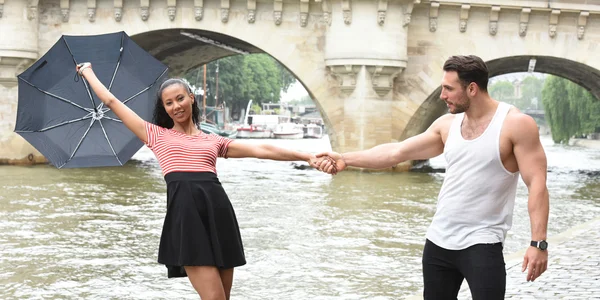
[{"xmin": 144, "ymin": 122, "xmax": 233, "ymax": 176}]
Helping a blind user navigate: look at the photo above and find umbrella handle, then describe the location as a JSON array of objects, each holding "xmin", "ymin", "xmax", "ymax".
[{"xmin": 77, "ymin": 62, "xmax": 92, "ymax": 76}]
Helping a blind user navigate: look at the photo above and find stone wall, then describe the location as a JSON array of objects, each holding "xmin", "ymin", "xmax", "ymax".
[
  {"xmin": 1, "ymin": 0, "xmax": 600, "ymax": 170},
  {"xmin": 0, "ymin": 0, "xmax": 45, "ymax": 165}
]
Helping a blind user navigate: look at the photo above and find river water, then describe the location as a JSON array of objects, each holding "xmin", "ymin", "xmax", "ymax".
[{"xmin": 1, "ymin": 136, "xmax": 599, "ymax": 299}]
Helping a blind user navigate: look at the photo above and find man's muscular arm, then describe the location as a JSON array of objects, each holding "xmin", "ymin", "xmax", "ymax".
[
  {"xmin": 316, "ymin": 114, "xmax": 452, "ymax": 173},
  {"xmin": 511, "ymin": 112, "xmax": 549, "ymax": 282}
]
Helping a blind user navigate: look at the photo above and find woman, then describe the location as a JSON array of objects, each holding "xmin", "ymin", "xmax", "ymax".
[{"xmin": 77, "ymin": 63, "xmax": 333, "ymax": 299}]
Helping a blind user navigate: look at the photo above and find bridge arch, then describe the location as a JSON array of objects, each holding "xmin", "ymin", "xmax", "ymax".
[
  {"xmin": 4, "ymin": 0, "xmax": 600, "ymax": 167},
  {"xmin": 91, "ymin": 29, "xmax": 330, "ymax": 130},
  {"xmin": 130, "ymin": 27, "xmax": 327, "ymax": 124},
  {"xmin": 25, "ymin": 0, "xmax": 336, "ymax": 132},
  {"xmin": 399, "ymin": 55, "xmax": 600, "ymax": 142},
  {"xmin": 131, "ymin": 29, "xmax": 264, "ymax": 76}
]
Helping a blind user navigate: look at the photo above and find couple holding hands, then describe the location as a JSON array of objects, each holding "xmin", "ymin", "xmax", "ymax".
[{"xmin": 78, "ymin": 54, "xmax": 549, "ymax": 300}]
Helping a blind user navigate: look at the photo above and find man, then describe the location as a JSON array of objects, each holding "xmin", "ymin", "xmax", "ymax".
[{"xmin": 317, "ymin": 55, "xmax": 549, "ymax": 300}]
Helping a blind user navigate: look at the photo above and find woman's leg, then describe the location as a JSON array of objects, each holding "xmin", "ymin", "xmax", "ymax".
[
  {"xmin": 219, "ymin": 268, "xmax": 234, "ymax": 300},
  {"xmin": 184, "ymin": 266, "xmax": 226, "ymax": 300}
]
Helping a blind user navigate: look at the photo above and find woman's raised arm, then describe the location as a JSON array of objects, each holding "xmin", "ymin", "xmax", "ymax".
[{"xmin": 78, "ymin": 63, "xmax": 148, "ymax": 143}]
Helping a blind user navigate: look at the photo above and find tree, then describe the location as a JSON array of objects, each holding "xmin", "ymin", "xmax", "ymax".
[
  {"xmin": 541, "ymin": 76, "xmax": 582, "ymax": 143},
  {"xmin": 489, "ymin": 81, "xmax": 514, "ymax": 101},
  {"xmin": 278, "ymin": 63, "xmax": 296, "ymax": 93},
  {"xmin": 566, "ymin": 80, "xmax": 585, "ymax": 137},
  {"xmin": 566, "ymin": 81, "xmax": 600, "ymax": 136},
  {"xmin": 250, "ymin": 102, "xmax": 262, "ymax": 114},
  {"xmin": 541, "ymin": 75, "xmax": 600, "ymax": 143},
  {"xmin": 520, "ymin": 76, "xmax": 544, "ymax": 109},
  {"xmin": 585, "ymin": 95, "xmax": 600, "ymax": 134},
  {"xmin": 241, "ymin": 55, "xmax": 282, "ymax": 105},
  {"xmin": 183, "ymin": 54, "xmax": 296, "ymax": 120}
]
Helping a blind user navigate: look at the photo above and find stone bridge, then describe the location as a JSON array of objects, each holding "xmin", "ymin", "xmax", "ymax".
[{"xmin": 1, "ymin": 0, "xmax": 600, "ymax": 169}]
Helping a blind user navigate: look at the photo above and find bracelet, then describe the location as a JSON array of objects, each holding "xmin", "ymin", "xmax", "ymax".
[{"xmin": 77, "ymin": 62, "xmax": 92, "ymax": 76}]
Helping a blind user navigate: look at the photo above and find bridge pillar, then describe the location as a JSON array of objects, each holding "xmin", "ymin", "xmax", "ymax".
[
  {"xmin": 323, "ymin": 0, "xmax": 411, "ymax": 170},
  {"xmin": 0, "ymin": 0, "xmax": 46, "ymax": 165}
]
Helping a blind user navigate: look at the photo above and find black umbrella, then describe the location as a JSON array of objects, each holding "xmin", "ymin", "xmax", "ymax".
[{"xmin": 15, "ymin": 31, "xmax": 168, "ymax": 168}]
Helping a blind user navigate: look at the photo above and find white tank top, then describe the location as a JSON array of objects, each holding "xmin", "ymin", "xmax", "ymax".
[{"xmin": 426, "ymin": 102, "xmax": 520, "ymax": 250}]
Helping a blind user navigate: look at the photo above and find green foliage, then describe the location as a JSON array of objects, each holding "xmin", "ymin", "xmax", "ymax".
[
  {"xmin": 542, "ymin": 76, "xmax": 572, "ymax": 144},
  {"xmin": 521, "ymin": 76, "xmax": 544, "ymax": 109},
  {"xmin": 489, "ymin": 81, "xmax": 514, "ymax": 101},
  {"xmin": 567, "ymin": 82, "xmax": 600, "ymax": 135},
  {"xmin": 541, "ymin": 75, "xmax": 600, "ymax": 144},
  {"xmin": 278, "ymin": 64, "xmax": 296, "ymax": 93},
  {"xmin": 183, "ymin": 54, "xmax": 296, "ymax": 118},
  {"xmin": 250, "ymin": 102, "xmax": 262, "ymax": 114},
  {"xmin": 489, "ymin": 76, "xmax": 545, "ymax": 111}
]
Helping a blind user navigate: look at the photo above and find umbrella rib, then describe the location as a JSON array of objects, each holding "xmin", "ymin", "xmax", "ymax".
[
  {"xmin": 106, "ymin": 60, "xmax": 121, "ymax": 95},
  {"xmin": 97, "ymin": 67, "xmax": 167, "ymax": 114},
  {"xmin": 100, "ymin": 34, "xmax": 126, "ymax": 112},
  {"xmin": 102, "ymin": 116, "xmax": 123, "ymax": 123},
  {"xmin": 121, "ymin": 68, "xmax": 168, "ymax": 106},
  {"xmin": 19, "ymin": 78, "xmax": 93, "ymax": 113},
  {"xmin": 108, "ymin": 33, "xmax": 125, "ymax": 91},
  {"xmin": 100, "ymin": 60, "xmax": 121, "ymax": 112},
  {"xmin": 122, "ymin": 86, "xmax": 151, "ymax": 105},
  {"xmin": 59, "ymin": 118, "xmax": 95, "ymax": 169},
  {"xmin": 97, "ymin": 119, "xmax": 124, "ymax": 166},
  {"xmin": 15, "ymin": 116, "xmax": 92, "ymax": 133},
  {"xmin": 62, "ymin": 37, "xmax": 98, "ymax": 111},
  {"xmin": 81, "ymin": 78, "xmax": 99, "ymax": 112},
  {"xmin": 62, "ymin": 36, "xmax": 80, "ymax": 66}
]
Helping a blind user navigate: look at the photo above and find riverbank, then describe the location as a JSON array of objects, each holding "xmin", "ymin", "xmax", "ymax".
[
  {"xmin": 569, "ymin": 137, "xmax": 600, "ymax": 149},
  {"xmin": 404, "ymin": 217, "xmax": 600, "ymax": 300}
]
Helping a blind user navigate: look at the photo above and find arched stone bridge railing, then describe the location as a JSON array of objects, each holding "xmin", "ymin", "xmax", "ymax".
[{"xmin": 1, "ymin": 0, "xmax": 600, "ymax": 170}]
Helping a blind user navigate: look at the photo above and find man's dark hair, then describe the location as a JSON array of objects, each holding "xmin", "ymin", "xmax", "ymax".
[
  {"xmin": 153, "ymin": 78, "xmax": 200, "ymax": 129},
  {"xmin": 443, "ymin": 55, "xmax": 489, "ymax": 92}
]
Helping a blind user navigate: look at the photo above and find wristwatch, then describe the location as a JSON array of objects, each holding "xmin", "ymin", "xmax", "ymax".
[{"xmin": 530, "ymin": 240, "xmax": 548, "ymax": 251}]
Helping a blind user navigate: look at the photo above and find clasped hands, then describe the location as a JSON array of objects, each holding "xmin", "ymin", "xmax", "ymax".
[{"xmin": 308, "ymin": 152, "xmax": 347, "ymax": 175}]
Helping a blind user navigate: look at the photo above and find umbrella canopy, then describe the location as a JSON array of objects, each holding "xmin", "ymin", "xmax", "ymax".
[{"xmin": 15, "ymin": 31, "xmax": 168, "ymax": 168}]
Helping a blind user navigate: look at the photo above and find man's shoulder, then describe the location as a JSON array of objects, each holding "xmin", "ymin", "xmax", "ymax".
[
  {"xmin": 433, "ymin": 113, "xmax": 456, "ymax": 125},
  {"xmin": 504, "ymin": 106, "xmax": 539, "ymax": 140},
  {"xmin": 426, "ymin": 114, "xmax": 456, "ymax": 141},
  {"xmin": 505, "ymin": 106, "xmax": 537, "ymax": 127},
  {"xmin": 432, "ymin": 113, "xmax": 456, "ymax": 131}
]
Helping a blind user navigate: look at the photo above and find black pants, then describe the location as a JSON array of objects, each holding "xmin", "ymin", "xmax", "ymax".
[{"xmin": 422, "ymin": 239, "xmax": 506, "ymax": 300}]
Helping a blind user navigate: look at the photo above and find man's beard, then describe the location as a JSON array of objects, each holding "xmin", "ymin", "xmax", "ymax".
[{"xmin": 449, "ymin": 96, "xmax": 470, "ymax": 114}]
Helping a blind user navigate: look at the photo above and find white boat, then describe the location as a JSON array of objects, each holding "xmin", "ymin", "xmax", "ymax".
[
  {"xmin": 236, "ymin": 100, "xmax": 273, "ymax": 139},
  {"xmin": 236, "ymin": 124, "xmax": 272, "ymax": 138},
  {"xmin": 303, "ymin": 124, "xmax": 323, "ymax": 139},
  {"xmin": 273, "ymin": 123, "xmax": 304, "ymax": 139}
]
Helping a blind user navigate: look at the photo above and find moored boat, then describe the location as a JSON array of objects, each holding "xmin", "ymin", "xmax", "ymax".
[
  {"xmin": 236, "ymin": 125, "xmax": 273, "ymax": 138},
  {"xmin": 273, "ymin": 123, "xmax": 304, "ymax": 139},
  {"xmin": 303, "ymin": 124, "xmax": 323, "ymax": 139}
]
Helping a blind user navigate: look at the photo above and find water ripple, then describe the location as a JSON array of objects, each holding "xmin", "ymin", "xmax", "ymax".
[{"xmin": 0, "ymin": 136, "xmax": 598, "ymax": 299}]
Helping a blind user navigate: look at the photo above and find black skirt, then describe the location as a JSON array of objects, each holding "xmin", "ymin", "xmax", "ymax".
[{"xmin": 159, "ymin": 172, "xmax": 246, "ymax": 278}]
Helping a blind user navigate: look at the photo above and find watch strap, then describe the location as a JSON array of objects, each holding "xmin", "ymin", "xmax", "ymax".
[{"xmin": 530, "ymin": 240, "xmax": 548, "ymax": 250}]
